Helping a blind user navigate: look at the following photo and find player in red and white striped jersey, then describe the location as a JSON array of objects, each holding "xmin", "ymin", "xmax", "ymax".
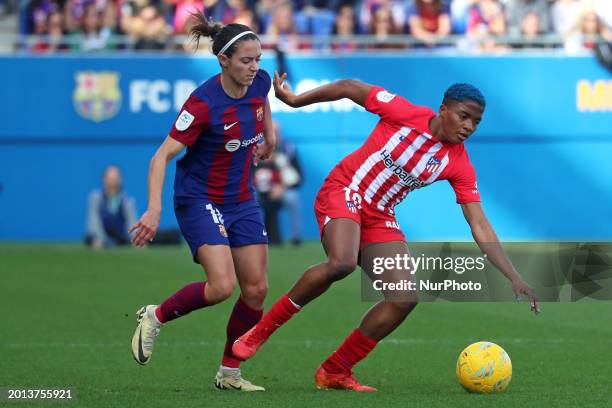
[{"xmin": 233, "ymin": 73, "xmax": 540, "ymax": 392}]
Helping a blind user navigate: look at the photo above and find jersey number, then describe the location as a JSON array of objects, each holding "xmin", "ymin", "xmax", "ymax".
[
  {"xmin": 343, "ymin": 187, "xmax": 363, "ymax": 210},
  {"xmin": 205, "ymin": 204, "xmax": 224, "ymax": 225}
]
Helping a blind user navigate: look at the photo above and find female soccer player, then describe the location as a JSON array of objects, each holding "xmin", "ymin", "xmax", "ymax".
[
  {"xmin": 233, "ymin": 73, "xmax": 540, "ymax": 392},
  {"xmin": 129, "ymin": 14, "xmax": 275, "ymax": 392}
]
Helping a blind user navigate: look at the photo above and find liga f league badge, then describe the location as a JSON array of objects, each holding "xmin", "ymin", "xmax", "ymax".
[
  {"xmin": 256, "ymin": 106, "xmax": 264, "ymax": 121},
  {"xmin": 73, "ymin": 71, "xmax": 121, "ymax": 122}
]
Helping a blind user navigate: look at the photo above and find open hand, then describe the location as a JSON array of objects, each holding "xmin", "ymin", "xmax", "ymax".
[
  {"xmin": 512, "ymin": 279, "xmax": 540, "ymax": 315},
  {"xmin": 129, "ymin": 210, "xmax": 160, "ymax": 247},
  {"xmin": 273, "ymin": 71, "xmax": 296, "ymax": 107}
]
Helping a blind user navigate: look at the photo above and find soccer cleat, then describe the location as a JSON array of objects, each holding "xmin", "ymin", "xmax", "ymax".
[
  {"xmin": 214, "ymin": 368, "xmax": 265, "ymax": 392},
  {"xmin": 314, "ymin": 366, "xmax": 377, "ymax": 393},
  {"xmin": 232, "ymin": 323, "xmax": 273, "ymax": 361},
  {"xmin": 131, "ymin": 305, "xmax": 162, "ymax": 365}
]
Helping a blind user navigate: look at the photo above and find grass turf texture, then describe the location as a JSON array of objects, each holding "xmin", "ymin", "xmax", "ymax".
[{"xmin": 1, "ymin": 243, "xmax": 610, "ymax": 408}]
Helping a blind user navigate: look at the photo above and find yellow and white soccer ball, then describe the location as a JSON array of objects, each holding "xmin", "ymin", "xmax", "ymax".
[{"xmin": 456, "ymin": 341, "xmax": 512, "ymax": 393}]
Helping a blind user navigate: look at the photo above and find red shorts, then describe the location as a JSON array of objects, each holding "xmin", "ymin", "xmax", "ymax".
[{"xmin": 314, "ymin": 179, "xmax": 406, "ymax": 249}]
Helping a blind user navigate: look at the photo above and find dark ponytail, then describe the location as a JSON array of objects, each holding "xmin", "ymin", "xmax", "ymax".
[{"xmin": 189, "ymin": 11, "xmax": 259, "ymax": 57}]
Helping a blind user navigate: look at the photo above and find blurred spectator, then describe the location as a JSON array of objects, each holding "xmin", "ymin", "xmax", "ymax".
[
  {"xmin": 592, "ymin": 0, "xmax": 612, "ymax": 33},
  {"xmin": 29, "ymin": 0, "xmax": 57, "ymax": 35},
  {"xmin": 85, "ymin": 165, "xmax": 137, "ymax": 249},
  {"xmin": 466, "ymin": 0, "xmax": 507, "ymax": 51},
  {"xmin": 565, "ymin": 7, "xmax": 612, "ymax": 53},
  {"xmin": 254, "ymin": 152, "xmax": 284, "ymax": 246},
  {"xmin": 232, "ymin": 5, "xmax": 260, "ymax": 32},
  {"xmin": 265, "ymin": 1, "xmax": 304, "ymax": 51},
  {"xmin": 513, "ymin": 10, "xmax": 548, "ymax": 48},
  {"xmin": 407, "ymin": 0, "xmax": 452, "ymax": 46},
  {"xmin": 69, "ymin": 3, "xmax": 115, "ymax": 51},
  {"xmin": 129, "ymin": 5, "xmax": 171, "ymax": 49},
  {"xmin": 368, "ymin": 5, "xmax": 404, "ymax": 49},
  {"xmin": 450, "ymin": 0, "xmax": 477, "ymax": 33},
  {"xmin": 331, "ymin": 3, "xmax": 358, "ymax": 51},
  {"xmin": 31, "ymin": 9, "xmax": 69, "ymax": 52},
  {"xmin": 275, "ymin": 123, "xmax": 304, "ymax": 246},
  {"xmin": 359, "ymin": 0, "xmax": 406, "ymax": 34},
  {"xmin": 168, "ymin": 0, "xmax": 204, "ymax": 34},
  {"xmin": 503, "ymin": 0, "xmax": 550, "ymax": 37},
  {"xmin": 551, "ymin": 0, "xmax": 584, "ymax": 36}
]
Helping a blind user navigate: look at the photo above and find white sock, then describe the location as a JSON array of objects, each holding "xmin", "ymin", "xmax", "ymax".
[{"xmin": 221, "ymin": 365, "xmax": 239, "ymax": 372}]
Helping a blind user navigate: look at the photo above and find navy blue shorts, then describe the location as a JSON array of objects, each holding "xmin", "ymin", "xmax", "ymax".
[{"xmin": 174, "ymin": 198, "xmax": 268, "ymax": 263}]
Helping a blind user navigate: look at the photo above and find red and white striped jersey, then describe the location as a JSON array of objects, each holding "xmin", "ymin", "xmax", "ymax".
[{"xmin": 326, "ymin": 86, "xmax": 481, "ymax": 214}]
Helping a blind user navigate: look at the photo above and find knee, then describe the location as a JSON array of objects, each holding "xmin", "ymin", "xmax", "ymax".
[
  {"xmin": 241, "ymin": 281, "xmax": 269, "ymax": 305},
  {"xmin": 208, "ymin": 280, "xmax": 236, "ymax": 302},
  {"xmin": 326, "ymin": 257, "xmax": 358, "ymax": 281}
]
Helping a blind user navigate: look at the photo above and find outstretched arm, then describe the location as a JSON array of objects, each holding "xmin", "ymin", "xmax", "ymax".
[
  {"xmin": 273, "ymin": 71, "xmax": 372, "ymax": 108},
  {"xmin": 461, "ymin": 202, "xmax": 540, "ymax": 314},
  {"xmin": 130, "ymin": 136, "xmax": 185, "ymax": 247}
]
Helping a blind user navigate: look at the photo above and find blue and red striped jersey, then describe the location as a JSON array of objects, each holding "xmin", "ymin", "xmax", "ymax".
[{"xmin": 169, "ymin": 69, "xmax": 271, "ymax": 205}]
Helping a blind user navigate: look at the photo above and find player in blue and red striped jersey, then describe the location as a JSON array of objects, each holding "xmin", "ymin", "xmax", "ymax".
[
  {"xmin": 129, "ymin": 14, "xmax": 275, "ymax": 391},
  {"xmin": 233, "ymin": 74, "xmax": 540, "ymax": 392}
]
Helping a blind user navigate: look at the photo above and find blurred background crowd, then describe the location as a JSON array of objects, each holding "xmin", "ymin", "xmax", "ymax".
[{"xmin": 0, "ymin": 0, "xmax": 609, "ymax": 53}]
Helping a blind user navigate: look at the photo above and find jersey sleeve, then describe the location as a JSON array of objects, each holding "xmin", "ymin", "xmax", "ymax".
[
  {"xmin": 257, "ymin": 69, "xmax": 272, "ymax": 94},
  {"xmin": 365, "ymin": 86, "xmax": 425, "ymax": 125},
  {"xmin": 448, "ymin": 156, "xmax": 481, "ymax": 204},
  {"xmin": 169, "ymin": 94, "xmax": 210, "ymax": 147}
]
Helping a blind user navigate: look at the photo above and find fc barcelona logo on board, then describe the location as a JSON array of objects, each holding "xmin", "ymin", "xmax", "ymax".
[
  {"xmin": 73, "ymin": 71, "xmax": 121, "ymax": 122},
  {"xmin": 256, "ymin": 106, "xmax": 264, "ymax": 121}
]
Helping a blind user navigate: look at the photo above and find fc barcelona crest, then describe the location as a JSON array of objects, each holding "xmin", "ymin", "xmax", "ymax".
[
  {"xmin": 218, "ymin": 224, "xmax": 228, "ymax": 238},
  {"xmin": 256, "ymin": 106, "xmax": 264, "ymax": 121},
  {"xmin": 73, "ymin": 71, "xmax": 121, "ymax": 122}
]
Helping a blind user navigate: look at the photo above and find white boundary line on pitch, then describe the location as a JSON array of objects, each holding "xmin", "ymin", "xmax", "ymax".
[{"xmin": 2, "ymin": 337, "xmax": 611, "ymax": 349}]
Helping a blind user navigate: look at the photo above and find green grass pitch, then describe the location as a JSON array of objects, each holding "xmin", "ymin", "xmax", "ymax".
[{"xmin": 1, "ymin": 243, "xmax": 610, "ymax": 407}]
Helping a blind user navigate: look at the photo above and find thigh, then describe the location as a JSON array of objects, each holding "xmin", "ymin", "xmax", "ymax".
[
  {"xmin": 196, "ymin": 244, "xmax": 236, "ymax": 287},
  {"xmin": 360, "ymin": 241, "xmax": 417, "ymax": 303},
  {"xmin": 321, "ymin": 218, "xmax": 361, "ymax": 266},
  {"xmin": 231, "ymin": 244, "xmax": 268, "ymax": 290}
]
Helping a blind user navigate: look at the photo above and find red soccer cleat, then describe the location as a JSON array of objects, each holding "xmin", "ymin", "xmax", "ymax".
[
  {"xmin": 314, "ymin": 366, "xmax": 378, "ymax": 393},
  {"xmin": 232, "ymin": 322, "xmax": 273, "ymax": 361}
]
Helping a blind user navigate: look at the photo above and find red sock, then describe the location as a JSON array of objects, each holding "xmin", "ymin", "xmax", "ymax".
[
  {"xmin": 155, "ymin": 282, "xmax": 210, "ymax": 324},
  {"xmin": 321, "ymin": 329, "xmax": 378, "ymax": 374},
  {"xmin": 222, "ymin": 297, "xmax": 263, "ymax": 368},
  {"xmin": 260, "ymin": 294, "xmax": 300, "ymax": 331}
]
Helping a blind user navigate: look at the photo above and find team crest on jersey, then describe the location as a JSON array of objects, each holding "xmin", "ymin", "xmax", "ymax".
[
  {"xmin": 346, "ymin": 201, "xmax": 358, "ymax": 214},
  {"xmin": 256, "ymin": 106, "xmax": 264, "ymax": 121},
  {"xmin": 218, "ymin": 224, "xmax": 228, "ymax": 237},
  {"xmin": 425, "ymin": 157, "xmax": 441, "ymax": 174},
  {"xmin": 73, "ymin": 71, "xmax": 121, "ymax": 122}
]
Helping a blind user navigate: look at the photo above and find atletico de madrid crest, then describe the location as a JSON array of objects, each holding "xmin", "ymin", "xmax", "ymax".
[
  {"xmin": 256, "ymin": 106, "xmax": 264, "ymax": 121},
  {"xmin": 425, "ymin": 157, "xmax": 441, "ymax": 174},
  {"xmin": 218, "ymin": 224, "xmax": 228, "ymax": 238},
  {"xmin": 346, "ymin": 201, "xmax": 357, "ymax": 214},
  {"xmin": 73, "ymin": 71, "xmax": 121, "ymax": 122}
]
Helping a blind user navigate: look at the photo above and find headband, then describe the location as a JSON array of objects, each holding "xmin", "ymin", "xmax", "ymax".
[{"xmin": 218, "ymin": 31, "xmax": 257, "ymax": 56}]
